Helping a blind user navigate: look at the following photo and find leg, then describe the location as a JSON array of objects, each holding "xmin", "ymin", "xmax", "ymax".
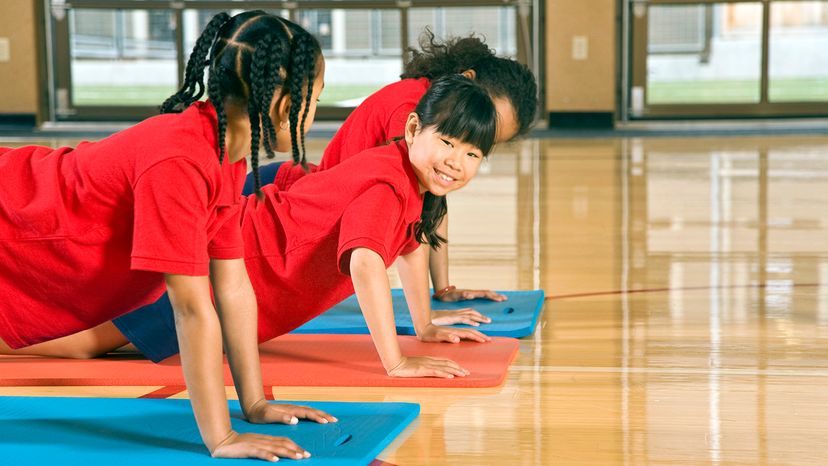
[{"xmin": 0, "ymin": 321, "xmax": 130, "ymax": 359}]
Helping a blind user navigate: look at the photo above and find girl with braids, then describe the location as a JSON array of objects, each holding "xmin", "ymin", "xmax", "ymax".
[
  {"xmin": 7, "ymin": 75, "xmax": 499, "ymax": 381},
  {"xmin": 0, "ymin": 10, "xmax": 333, "ymax": 461},
  {"xmin": 254, "ymin": 29, "xmax": 538, "ymax": 323}
]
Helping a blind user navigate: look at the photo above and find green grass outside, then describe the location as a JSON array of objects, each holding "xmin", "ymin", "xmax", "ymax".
[
  {"xmin": 648, "ymin": 78, "xmax": 828, "ymax": 104},
  {"xmin": 73, "ymin": 84, "xmax": 385, "ymax": 107},
  {"xmin": 73, "ymin": 79, "xmax": 828, "ymax": 108}
]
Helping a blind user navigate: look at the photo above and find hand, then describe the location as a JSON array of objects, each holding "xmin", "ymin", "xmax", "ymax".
[
  {"xmin": 387, "ymin": 355, "xmax": 470, "ymax": 378},
  {"xmin": 245, "ymin": 399, "xmax": 338, "ymax": 425},
  {"xmin": 211, "ymin": 431, "xmax": 310, "ymax": 462},
  {"xmin": 431, "ymin": 308, "xmax": 492, "ymax": 327},
  {"xmin": 435, "ymin": 288, "xmax": 507, "ymax": 303},
  {"xmin": 418, "ymin": 323, "xmax": 491, "ymax": 344}
]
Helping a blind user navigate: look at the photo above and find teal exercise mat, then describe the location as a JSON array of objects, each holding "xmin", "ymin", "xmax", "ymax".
[
  {"xmin": 293, "ymin": 289, "xmax": 545, "ymax": 338},
  {"xmin": 0, "ymin": 396, "xmax": 419, "ymax": 466}
]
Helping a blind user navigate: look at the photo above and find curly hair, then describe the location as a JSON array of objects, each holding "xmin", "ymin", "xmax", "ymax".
[{"xmin": 402, "ymin": 28, "xmax": 537, "ymax": 139}]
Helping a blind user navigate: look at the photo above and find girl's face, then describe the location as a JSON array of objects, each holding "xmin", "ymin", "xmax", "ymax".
[
  {"xmin": 404, "ymin": 112, "xmax": 485, "ymax": 196},
  {"xmin": 272, "ymin": 56, "xmax": 326, "ymax": 152},
  {"xmin": 493, "ymin": 96, "xmax": 519, "ymax": 143}
]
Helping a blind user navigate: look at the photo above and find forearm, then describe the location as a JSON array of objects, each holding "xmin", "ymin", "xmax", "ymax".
[
  {"xmin": 429, "ymin": 214, "xmax": 450, "ymax": 291},
  {"xmin": 397, "ymin": 243, "xmax": 433, "ymax": 336},
  {"xmin": 349, "ymin": 248, "xmax": 402, "ymax": 372},
  {"xmin": 211, "ymin": 260, "xmax": 264, "ymax": 416},
  {"xmin": 166, "ymin": 275, "xmax": 232, "ymax": 452}
]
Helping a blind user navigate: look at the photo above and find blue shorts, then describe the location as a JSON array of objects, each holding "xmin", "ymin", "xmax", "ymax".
[
  {"xmin": 114, "ymin": 161, "xmax": 285, "ymax": 362},
  {"xmin": 112, "ymin": 293, "xmax": 179, "ymax": 363}
]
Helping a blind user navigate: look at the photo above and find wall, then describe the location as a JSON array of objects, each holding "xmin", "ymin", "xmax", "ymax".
[
  {"xmin": 545, "ymin": 0, "xmax": 617, "ymax": 117},
  {"xmin": 0, "ymin": 0, "xmax": 42, "ymax": 121},
  {"xmin": 0, "ymin": 2, "xmax": 619, "ymax": 124}
]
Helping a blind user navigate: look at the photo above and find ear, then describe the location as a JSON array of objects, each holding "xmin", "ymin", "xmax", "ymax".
[
  {"xmin": 460, "ymin": 69, "xmax": 477, "ymax": 80},
  {"xmin": 272, "ymin": 90, "xmax": 291, "ymax": 128},
  {"xmin": 404, "ymin": 112, "xmax": 420, "ymax": 146}
]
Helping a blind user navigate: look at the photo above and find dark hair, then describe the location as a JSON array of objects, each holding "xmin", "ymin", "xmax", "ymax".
[
  {"xmin": 412, "ymin": 75, "xmax": 496, "ymax": 248},
  {"xmin": 160, "ymin": 11, "xmax": 322, "ymax": 195},
  {"xmin": 402, "ymin": 29, "xmax": 537, "ymax": 139}
]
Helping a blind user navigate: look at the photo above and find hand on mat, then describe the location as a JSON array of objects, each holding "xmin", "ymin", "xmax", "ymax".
[
  {"xmin": 435, "ymin": 288, "xmax": 507, "ymax": 303},
  {"xmin": 246, "ymin": 399, "xmax": 338, "ymax": 425},
  {"xmin": 431, "ymin": 308, "xmax": 492, "ymax": 327},
  {"xmin": 419, "ymin": 323, "xmax": 492, "ymax": 344},
  {"xmin": 211, "ymin": 431, "xmax": 311, "ymax": 462},
  {"xmin": 387, "ymin": 355, "xmax": 470, "ymax": 378}
]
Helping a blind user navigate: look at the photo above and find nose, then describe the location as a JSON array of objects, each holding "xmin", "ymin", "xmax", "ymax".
[{"xmin": 444, "ymin": 150, "xmax": 462, "ymax": 171}]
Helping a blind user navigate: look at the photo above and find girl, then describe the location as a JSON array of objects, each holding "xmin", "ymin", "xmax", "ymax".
[
  {"xmin": 255, "ymin": 30, "xmax": 538, "ymax": 314},
  {"xmin": 10, "ymin": 75, "xmax": 498, "ymax": 380},
  {"xmin": 0, "ymin": 11, "xmax": 334, "ymax": 461}
]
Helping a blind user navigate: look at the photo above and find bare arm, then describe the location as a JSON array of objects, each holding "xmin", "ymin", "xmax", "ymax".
[
  {"xmin": 211, "ymin": 259, "xmax": 337, "ymax": 426},
  {"xmin": 165, "ymin": 273, "xmax": 236, "ymax": 452},
  {"xmin": 397, "ymin": 245, "xmax": 490, "ymax": 345},
  {"xmin": 428, "ymin": 213, "xmax": 507, "ymax": 304},
  {"xmin": 428, "ymin": 215, "xmax": 450, "ymax": 292},
  {"xmin": 210, "ymin": 259, "xmax": 265, "ymax": 415},
  {"xmin": 166, "ymin": 272, "xmax": 314, "ymax": 461},
  {"xmin": 349, "ymin": 248, "xmax": 402, "ymax": 372},
  {"xmin": 397, "ymin": 243, "xmax": 433, "ymax": 336},
  {"xmin": 351, "ymin": 247, "xmax": 474, "ymax": 378}
]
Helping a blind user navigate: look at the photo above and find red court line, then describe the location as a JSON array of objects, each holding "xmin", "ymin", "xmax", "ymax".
[
  {"xmin": 264, "ymin": 386, "xmax": 275, "ymax": 400},
  {"xmin": 139, "ymin": 385, "xmax": 186, "ymax": 399},
  {"xmin": 545, "ymin": 282, "xmax": 822, "ymax": 301}
]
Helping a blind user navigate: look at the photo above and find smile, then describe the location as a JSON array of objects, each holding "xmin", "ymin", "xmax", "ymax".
[{"xmin": 433, "ymin": 168, "xmax": 455, "ymax": 185}]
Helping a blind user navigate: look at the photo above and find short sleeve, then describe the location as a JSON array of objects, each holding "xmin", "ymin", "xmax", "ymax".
[
  {"xmin": 208, "ymin": 203, "xmax": 244, "ymax": 260},
  {"xmin": 399, "ymin": 235, "xmax": 422, "ymax": 256},
  {"xmin": 384, "ymin": 102, "xmax": 413, "ymax": 143},
  {"xmin": 337, "ymin": 183, "xmax": 405, "ymax": 274},
  {"xmin": 130, "ymin": 158, "xmax": 212, "ymax": 276}
]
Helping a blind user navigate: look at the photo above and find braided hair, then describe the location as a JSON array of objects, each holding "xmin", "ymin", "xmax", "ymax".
[
  {"xmin": 411, "ymin": 75, "xmax": 496, "ymax": 248},
  {"xmin": 160, "ymin": 10, "xmax": 322, "ymax": 195},
  {"xmin": 402, "ymin": 28, "xmax": 537, "ymax": 138}
]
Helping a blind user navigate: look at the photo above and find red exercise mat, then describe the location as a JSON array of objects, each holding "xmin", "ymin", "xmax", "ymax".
[{"xmin": 0, "ymin": 335, "xmax": 518, "ymax": 388}]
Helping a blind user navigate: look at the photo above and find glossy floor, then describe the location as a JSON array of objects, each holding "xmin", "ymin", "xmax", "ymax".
[{"xmin": 2, "ymin": 135, "xmax": 828, "ymax": 465}]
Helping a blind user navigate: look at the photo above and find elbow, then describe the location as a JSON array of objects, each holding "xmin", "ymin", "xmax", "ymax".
[{"xmin": 348, "ymin": 248, "xmax": 384, "ymax": 277}]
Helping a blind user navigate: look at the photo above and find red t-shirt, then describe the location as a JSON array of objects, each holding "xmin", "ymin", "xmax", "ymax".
[
  {"xmin": 241, "ymin": 140, "xmax": 424, "ymax": 342},
  {"xmin": 0, "ymin": 101, "xmax": 246, "ymax": 348},
  {"xmin": 317, "ymin": 78, "xmax": 430, "ymax": 172}
]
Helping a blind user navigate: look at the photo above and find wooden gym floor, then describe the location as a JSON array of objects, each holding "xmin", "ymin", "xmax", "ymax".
[{"xmin": 2, "ymin": 134, "xmax": 827, "ymax": 465}]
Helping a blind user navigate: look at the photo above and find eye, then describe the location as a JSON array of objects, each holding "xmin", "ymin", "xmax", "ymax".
[
  {"xmin": 467, "ymin": 152, "xmax": 481, "ymax": 159},
  {"xmin": 440, "ymin": 138, "xmax": 454, "ymax": 147}
]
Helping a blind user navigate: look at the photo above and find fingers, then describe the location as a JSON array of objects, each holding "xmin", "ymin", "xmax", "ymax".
[
  {"xmin": 213, "ymin": 434, "xmax": 311, "ymax": 462},
  {"xmin": 390, "ymin": 356, "xmax": 470, "ymax": 378},
  {"xmin": 447, "ymin": 328, "xmax": 491, "ymax": 343},
  {"xmin": 288, "ymin": 406, "xmax": 339, "ymax": 424},
  {"xmin": 423, "ymin": 357, "xmax": 469, "ymax": 378},
  {"xmin": 460, "ymin": 289, "xmax": 507, "ymax": 302},
  {"xmin": 432, "ymin": 309, "xmax": 492, "ymax": 327},
  {"xmin": 263, "ymin": 404, "xmax": 339, "ymax": 425},
  {"xmin": 455, "ymin": 308, "xmax": 492, "ymax": 326}
]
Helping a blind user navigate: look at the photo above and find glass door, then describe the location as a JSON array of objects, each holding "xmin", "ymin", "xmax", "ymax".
[
  {"xmin": 47, "ymin": 0, "xmax": 534, "ymax": 122},
  {"xmin": 625, "ymin": 0, "xmax": 828, "ymax": 118}
]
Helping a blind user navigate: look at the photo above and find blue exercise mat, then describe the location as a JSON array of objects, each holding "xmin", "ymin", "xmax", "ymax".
[
  {"xmin": 0, "ymin": 396, "xmax": 419, "ymax": 466},
  {"xmin": 293, "ymin": 289, "xmax": 545, "ymax": 338}
]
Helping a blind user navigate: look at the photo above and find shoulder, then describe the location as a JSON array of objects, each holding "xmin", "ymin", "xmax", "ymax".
[
  {"xmin": 124, "ymin": 104, "xmax": 219, "ymax": 170},
  {"xmin": 343, "ymin": 141, "xmax": 416, "ymax": 195},
  {"xmin": 355, "ymin": 79, "xmax": 429, "ymax": 114}
]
